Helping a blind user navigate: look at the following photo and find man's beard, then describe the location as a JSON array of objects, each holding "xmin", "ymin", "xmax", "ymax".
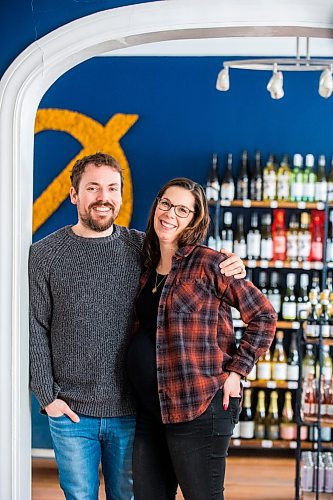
[{"xmin": 79, "ymin": 202, "xmax": 117, "ymax": 233}]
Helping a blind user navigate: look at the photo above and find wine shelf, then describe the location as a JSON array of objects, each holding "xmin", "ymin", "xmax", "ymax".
[
  {"xmin": 303, "ymin": 417, "xmax": 333, "ymax": 428},
  {"xmin": 230, "ymin": 438, "xmax": 332, "ymax": 450},
  {"xmin": 233, "ymin": 319, "xmax": 300, "ymax": 330},
  {"xmin": 303, "ymin": 338, "xmax": 333, "ymax": 347},
  {"xmin": 208, "ymin": 200, "xmax": 326, "ymax": 210},
  {"xmin": 243, "ymin": 380, "xmax": 298, "ymax": 390},
  {"xmin": 244, "ymin": 259, "xmax": 324, "ymax": 270}
]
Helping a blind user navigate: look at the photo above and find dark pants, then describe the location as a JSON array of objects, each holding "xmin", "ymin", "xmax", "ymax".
[{"xmin": 133, "ymin": 390, "xmax": 240, "ymax": 500}]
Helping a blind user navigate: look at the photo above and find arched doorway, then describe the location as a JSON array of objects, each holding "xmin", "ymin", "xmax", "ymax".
[{"xmin": 1, "ymin": 1, "xmax": 332, "ymax": 497}]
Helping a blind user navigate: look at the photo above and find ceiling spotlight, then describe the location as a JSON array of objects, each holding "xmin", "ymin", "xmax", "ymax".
[
  {"xmin": 267, "ymin": 64, "xmax": 284, "ymax": 100},
  {"xmin": 216, "ymin": 67, "xmax": 230, "ymax": 91},
  {"xmin": 318, "ymin": 67, "xmax": 333, "ymax": 98}
]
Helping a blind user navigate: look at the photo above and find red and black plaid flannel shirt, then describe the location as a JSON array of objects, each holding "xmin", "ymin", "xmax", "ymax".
[{"xmin": 135, "ymin": 244, "xmax": 277, "ymax": 424}]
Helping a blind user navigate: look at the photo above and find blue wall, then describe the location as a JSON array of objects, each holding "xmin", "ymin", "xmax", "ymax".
[{"xmin": 32, "ymin": 55, "xmax": 333, "ymax": 447}]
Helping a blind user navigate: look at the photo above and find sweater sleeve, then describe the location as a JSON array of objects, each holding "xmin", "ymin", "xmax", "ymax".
[{"xmin": 29, "ymin": 246, "xmax": 60, "ymax": 408}]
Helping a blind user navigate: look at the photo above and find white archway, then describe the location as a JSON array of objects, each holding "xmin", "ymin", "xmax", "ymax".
[{"xmin": 1, "ymin": 1, "xmax": 333, "ymax": 497}]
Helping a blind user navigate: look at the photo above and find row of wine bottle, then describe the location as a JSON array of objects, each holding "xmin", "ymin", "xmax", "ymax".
[
  {"xmin": 302, "ymin": 372, "xmax": 333, "ymax": 420},
  {"xmin": 301, "ymin": 452, "xmax": 333, "ymax": 494},
  {"xmin": 206, "ymin": 151, "xmax": 333, "ymax": 203},
  {"xmin": 208, "ymin": 209, "xmax": 330, "ymax": 263},
  {"xmin": 234, "ymin": 389, "xmax": 297, "ymax": 441}
]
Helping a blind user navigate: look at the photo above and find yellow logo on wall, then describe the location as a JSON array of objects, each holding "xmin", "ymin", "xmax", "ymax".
[{"xmin": 33, "ymin": 109, "xmax": 139, "ymax": 234}]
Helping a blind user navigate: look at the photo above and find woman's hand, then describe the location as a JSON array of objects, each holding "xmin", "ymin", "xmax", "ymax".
[
  {"xmin": 222, "ymin": 372, "xmax": 241, "ymax": 410},
  {"xmin": 219, "ymin": 249, "xmax": 246, "ymax": 279}
]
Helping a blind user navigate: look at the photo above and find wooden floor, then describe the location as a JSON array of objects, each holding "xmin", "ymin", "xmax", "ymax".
[{"xmin": 32, "ymin": 455, "xmax": 299, "ymax": 499}]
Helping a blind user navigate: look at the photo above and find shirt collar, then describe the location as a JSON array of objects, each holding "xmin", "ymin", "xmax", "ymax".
[{"xmin": 174, "ymin": 245, "xmax": 197, "ymax": 259}]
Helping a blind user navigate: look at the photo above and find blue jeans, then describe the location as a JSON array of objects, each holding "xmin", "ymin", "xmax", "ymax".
[{"xmin": 48, "ymin": 413, "xmax": 136, "ymax": 500}]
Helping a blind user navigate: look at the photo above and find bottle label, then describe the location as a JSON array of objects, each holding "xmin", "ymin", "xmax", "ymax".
[
  {"xmin": 306, "ymin": 324, "xmax": 319, "ymax": 338},
  {"xmin": 280, "ymin": 423, "xmax": 296, "ymax": 440},
  {"xmin": 277, "ymin": 174, "xmax": 290, "ymax": 199},
  {"xmin": 315, "ymin": 181, "xmax": 328, "ymax": 202},
  {"xmin": 257, "ymin": 363, "xmax": 271, "ymax": 380},
  {"xmin": 207, "ymin": 236, "xmax": 217, "ymax": 250},
  {"xmin": 261, "ymin": 238, "xmax": 273, "ymax": 260},
  {"xmin": 297, "ymin": 303, "xmax": 309, "ymax": 320},
  {"xmin": 327, "ymin": 240, "xmax": 333, "ymax": 262},
  {"xmin": 303, "ymin": 402, "xmax": 311, "ymax": 416},
  {"xmin": 221, "ymin": 184, "xmax": 235, "ymax": 201},
  {"xmin": 232, "ymin": 421, "xmax": 240, "ymax": 438},
  {"xmin": 321, "ymin": 404, "xmax": 327, "ymax": 416},
  {"xmin": 298, "ymin": 233, "xmax": 311, "ymax": 259},
  {"xmin": 304, "ymin": 182, "xmax": 315, "ymax": 201},
  {"xmin": 247, "ymin": 233, "xmax": 261, "ymax": 258},
  {"xmin": 233, "ymin": 241, "xmax": 247, "ymax": 259},
  {"xmin": 206, "ymin": 184, "xmax": 219, "ymax": 201},
  {"xmin": 272, "ymin": 363, "xmax": 287, "ymax": 381},
  {"xmin": 311, "ymin": 241, "xmax": 323, "ymax": 261},
  {"xmin": 282, "ymin": 302, "xmax": 297, "ymax": 320},
  {"xmin": 263, "ymin": 172, "xmax": 277, "ymax": 200},
  {"xmin": 322, "ymin": 324, "xmax": 330, "ymax": 338},
  {"xmin": 328, "ymin": 182, "xmax": 333, "ymax": 202},
  {"xmin": 221, "ymin": 240, "xmax": 233, "ymax": 254},
  {"xmin": 267, "ymin": 424, "xmax": 279, "ymax": 440},
  {"xmin": 239, "ymin": 420, "xmax": 255, "ymax": 439},
  {"xmin": 255, "ymin": 423, "xmax": 266, "ymax": 440},
  {"xmin": 287, "ymin": 234, "xmax": 298, "ymax": 259},
  {"xmin": 247, "ymin": 365, "xmax": 257, "ymax": 381},
  {"xmin": 322, "ymin": 366, "xmax": 332, "ymax": 380},
  {"xmin": 268, "ymin": 293, "xmax": 281, "ymax": 314},
  {"xmin": 273, "ymin": 235, "xmax": 286, "ymax": 255},
  {"xmin": 291, "ymin": 181, "xmax": 303, "ymax": 200},
  {"xmin": 326, "ymin": 404, "xmax": 333, "ymax": 417},
  {"xmin": 287, "ymin": 364, "xmax": 299, "ymax": 381}
]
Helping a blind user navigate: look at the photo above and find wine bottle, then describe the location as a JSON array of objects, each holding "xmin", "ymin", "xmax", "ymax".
[
  {"xmin": 257, "ymin": 349, "xmax": 272, "ymax": 381},
  {"xmin": 236, "ymin": 150, "xmax": 249, "ymax": 200},
  {"xmin": 207, "ymin": 220, "xmax": 217, "ymax": 250},
  {"xmin": 297, "ymin": 212, "xmax": 311, "ymax": 262},
  {"xmin": 286, "ymin": 213, "xmax": 299, "ymax": 262},
  {"xmin": 266, "ymin": 390, "xmax": 280, "ymax": 440},
  {"xmin": 303, "ymin": 154, "xmax": 316, "ymax": 202},
  {"xmin": 316, "ymin": 344, "xmax": 332, "ymax": 381},
  {"xmin": 272, "ymin": 330, "xmax": 288, "ymax": 382},
  {"xmin": 287, "ymin": 331, "xmax": 299, "ymax": 382},
  {"xmin": 239, "ymin": 389, "xmax": 255, "ymax": 439},
  {"xmin": 310, "ymin": 212, "xmax": 324, "ymax": 262},
  {"xmin": 315, "ymin": 154, "xmax": 328, "ymax": 202},
  {"xmin": 272, "ymin": 209, "xmax": 287, "ymax": 261},
  {"xmin": 206, "ymin": 153, "xmax": 220, "ymax": 201},
  {"xmin": 326, "ymin": 211, "xmax": 333, "ymax": 263},
  {"xmin": 282, "ymin": 273, "xmax": 297, "ymax": 321},
  {"xmin": 328, "ymin": 157, "xmax": 333, "ymax": 203},
  {"xmin": 319, "ymin": 290, "xmax": 330, "ymax": 338},
  {"xmin": 302, "ymin": 344, "xmax": 316, "ymax": 381},
  {"xmin": 258, "ymin": 271, "xmax": 268, "ymax": 296},
  {"xmin": 260, "ymin": 213, "xmax": 273, "ymax": 260},
  {"xmin": 247, "ymin": 212, "xmax": 261, "ymax": 260},
  {"xmin": 280, "ymin": 391, "xmax": 296, "ymax": 440},
  {"xmin": 267, "ymin": 271, "xmax": 281, "ymax": 316},
  {"xmin": 233, "ymin": 214, "xmax": 247, "ymax": 258},
  {"xmin": 291, "ymin": 153, "xmax": 304, "ymax": 202},
  {"xmin": 263, "ymin": 154, "xmax": 277, "ymax": 201},
  {"xmin": 254, "ymin": 390, "xmax": 266, "ymax": 439},
  {"xmin": 311, "ymin": 272, "xmax": 321, "ymax": 294},
  {"xmin": 305, "ymin": 289, "xmax": 319, "ymax": 338},
  {"xmin": 303, "ymin": 373, "xmax": 315, "ymax": 418},
  {"xmin": 297, "ymin": 273, "xmax": 309, "ymax": 321},
  {"xmin": 326, "ymin": 375, "xmax": 333, "ymax": 419},
  {"xmin": 250, "ymin": 150, "xmax": 262, "ymax": 201},
  {"xmin": 277, "ymin": 154, "xmax": 291, "ymax": 201},
  {"xmin": 220, "ymin": 211, "xmax": 233, "ymax": 253},
  {"xmin": 220, "ymin": 153, "xmax": 235, "ymax": 202}
]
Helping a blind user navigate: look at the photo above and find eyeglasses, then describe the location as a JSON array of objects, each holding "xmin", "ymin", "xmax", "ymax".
[{"xmin": 156, "ymin": 197, "xmax": 195, "ymax": 218}]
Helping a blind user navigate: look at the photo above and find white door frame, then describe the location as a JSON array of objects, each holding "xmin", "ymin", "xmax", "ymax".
[{"xmin": 0, "ymin": 1, "xmax": 332, "ymax": 497}]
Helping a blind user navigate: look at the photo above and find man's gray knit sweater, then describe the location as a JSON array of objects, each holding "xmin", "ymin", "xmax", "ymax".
[{"xmin": 29, "ymin": 225, "xmax": 144, "ymax": 417}]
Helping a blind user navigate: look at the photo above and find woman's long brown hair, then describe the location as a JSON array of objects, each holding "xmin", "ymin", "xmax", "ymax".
[{"xmin": 142, "ymin": 178, "xmax": 210, "ymax": 269}]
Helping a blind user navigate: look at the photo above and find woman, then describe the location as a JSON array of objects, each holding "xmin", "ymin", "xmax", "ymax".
[{"xmin": 126, "ymin": 178, "xmax": 277, "ymax": 500}]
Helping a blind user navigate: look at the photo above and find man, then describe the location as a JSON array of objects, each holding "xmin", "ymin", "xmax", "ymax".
[{"xmin": 29, "ymin": 152, "xmax": 246, "ymax": 500}]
